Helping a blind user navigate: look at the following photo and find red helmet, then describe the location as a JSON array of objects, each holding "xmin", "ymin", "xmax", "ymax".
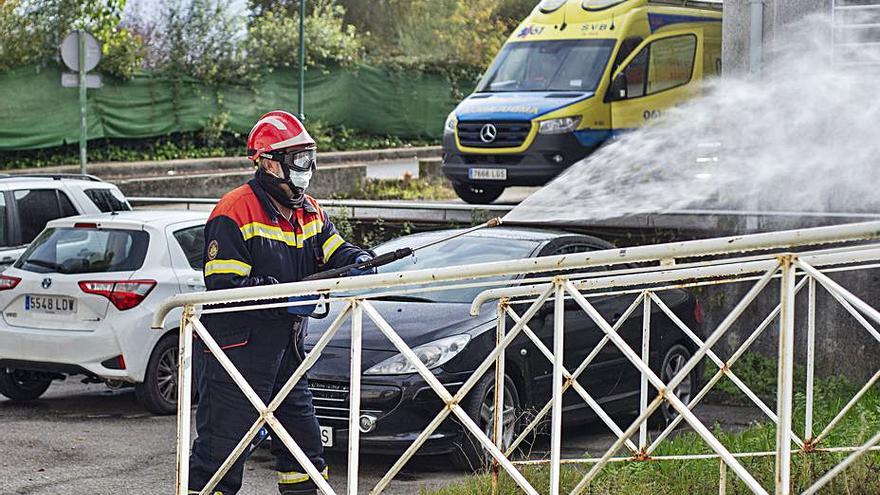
[{"xmin": 246, "ymin": 110, "xmax": 315, "ymax": 160}]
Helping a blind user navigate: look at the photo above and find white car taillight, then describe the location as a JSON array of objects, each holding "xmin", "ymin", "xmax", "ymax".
[
  {"xmin": 0, "ymin": 275, "xmax": 21, "ymax": 291},
  {"xmin": 79, "ymin": 280, "xmax": 157, "ymax": 311}
]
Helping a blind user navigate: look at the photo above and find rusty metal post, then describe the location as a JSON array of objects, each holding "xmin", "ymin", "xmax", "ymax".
[
  {"xmin": 492, "ymin": 299, "xmax": 508, "ymax": 494},
  {"xmin": 775, "ymin": 256, "xmax": 796, "ymax": 495},
  {"xmin": 176, "ymin": 305, "xmax": 195, "ymax": 495},
  {"xmin": 348, "ymin": 301, "xmax": 363, "ymax": 495},
  {"xmin": 639, "ymin": 292, "xmax": 652, "ymax": 452},
  {"xmin": 549, "ymin": 280, "xmax": 566, "ymax": 495},
  {"xmin": 805, "ymin": 276, "xmax": 816, "ymax": 445}
]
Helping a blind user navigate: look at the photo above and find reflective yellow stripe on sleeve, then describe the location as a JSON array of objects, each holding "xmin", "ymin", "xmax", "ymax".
[
  {"xmin": 277, "ymin": 466, "xmax": 329, "ymax": 484},
  {"xmin": 321, "ymin": 233, "xmax": 344, "ymax": 260},
  {"xmin": 240, "ymin": 220, "xmax": 323, "ymax": 248},
  {"xmin": 240, "ymin": 222, "xmax": 296, "ymax": 246},
  {"xmin": 204, "ymin": 259, "xmax": 252, "ymax": 277}
]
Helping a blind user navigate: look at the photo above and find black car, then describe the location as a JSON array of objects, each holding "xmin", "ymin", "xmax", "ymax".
[{"xmin": 304, "ymin": 227, "xmax": 704, "ymax": 469}]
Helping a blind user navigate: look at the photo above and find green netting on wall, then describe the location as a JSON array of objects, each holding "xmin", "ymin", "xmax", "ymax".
[{"xmin": 0, "ymin": 64, "xmax": 459, "ymax": 151}]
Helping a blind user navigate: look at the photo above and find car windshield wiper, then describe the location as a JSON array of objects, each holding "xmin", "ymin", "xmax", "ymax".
[
  {"xmin": 371, "ymin": 295, "xmax": 435, "ymax": 303},
  {"xmin": 24, "ymin": 258, "xmax": 63, "ymax": 271}
]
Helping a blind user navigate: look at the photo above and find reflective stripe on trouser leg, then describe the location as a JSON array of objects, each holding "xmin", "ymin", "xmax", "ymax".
[{"xmin": 278, "ymin": 466, "xmax": 329, "ymax": 484}]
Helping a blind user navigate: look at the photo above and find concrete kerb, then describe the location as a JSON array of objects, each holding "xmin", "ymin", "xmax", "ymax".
[
  {"xmin": 116, "ymin": 163, "xmax": 369, "ymax": 199},
  {"xmin": 8, "ymin": 146, "xmax": 442, "ymax": 180}
]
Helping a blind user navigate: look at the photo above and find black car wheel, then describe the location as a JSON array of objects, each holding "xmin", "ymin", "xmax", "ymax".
[
  {"xmin": 452, "ymin": 182, "xmax": 505, "ymax": 204},
  {"xmin": 136, "ymin": 334, "xmax": 179, "ymax": 415},
  {"xmin": 452, "ymin": 373, "xmax": 521, "ymax": 471},
  {"xmin": 0, "ymin": 369, "xmax": 53, "ymax": 401},
  {"xmin": 650, "ymin": 343, "xmax": 697, "ymax": 429}
]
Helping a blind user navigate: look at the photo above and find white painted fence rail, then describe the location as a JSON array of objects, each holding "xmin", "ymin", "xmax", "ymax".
[{"xmin": 153, "ymin": 221, "xmax": 880, "ymax": 495}]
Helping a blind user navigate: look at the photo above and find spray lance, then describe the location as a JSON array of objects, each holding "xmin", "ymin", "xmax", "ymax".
[{"xmin": 303, "ymin": 217, "xmax": 504, "ymax": 282}]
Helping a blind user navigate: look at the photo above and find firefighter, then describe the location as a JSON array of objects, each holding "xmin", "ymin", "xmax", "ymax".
[{"xmin": 189, "ymin": 110, "xmax": 373, "ymax": 495}]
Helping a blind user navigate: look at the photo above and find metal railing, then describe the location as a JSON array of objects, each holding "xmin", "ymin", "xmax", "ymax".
[
  {"xmin": 832, "ymin": 0, "xmax": 880, "ymax": 67},
  {"xmin": 152, "ymin": 221, "xmax": 880, "ymax": 495}
]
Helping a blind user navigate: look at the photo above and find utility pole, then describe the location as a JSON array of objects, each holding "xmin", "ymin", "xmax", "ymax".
[{"xmin": 299, "ymin": 0, "xmax": 306, "ymax": 120}]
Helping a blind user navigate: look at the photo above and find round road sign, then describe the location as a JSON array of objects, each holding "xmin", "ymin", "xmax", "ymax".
[{"xmin": 60, "ymin": 31, "xmax": 102, "ymax": 72}]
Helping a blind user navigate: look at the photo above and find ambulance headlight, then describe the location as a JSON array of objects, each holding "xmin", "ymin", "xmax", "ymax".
[
  {"xmin": 538, "ymin": 116, "xmax": 581, "ymax": 135},
  {"xmin": 539, "ymin": 0, "xmax": 568, "ymax": 13},
  {"xmin": 444, "ymin": 113, "xmax": 457, "ymax": 136},
  {"xmin": 582, "ymin": 0, "xmax": 626, "ymax": 10},
  {"xmin": 364, "ymin": 335, "xmax": 470, "ymax": 375}
]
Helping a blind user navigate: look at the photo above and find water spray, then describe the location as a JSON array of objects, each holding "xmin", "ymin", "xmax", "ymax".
[{"xmin": 304, "ymin": 217, "xmax": 504, "ymax": 281}]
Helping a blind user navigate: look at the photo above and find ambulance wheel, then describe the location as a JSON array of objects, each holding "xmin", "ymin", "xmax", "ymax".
[
  {"xmin": 453, "ymin": 182, "xmax": 504, "ymax": 204},
  {"xmin": 0, "ymin": 369, "xmax": 52, "ymax": 401},
  {"xmin": 136, "ymin": 334, "xmax": 179, "ymax": 415}
]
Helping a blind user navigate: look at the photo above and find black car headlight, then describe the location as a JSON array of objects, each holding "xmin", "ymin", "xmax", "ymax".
[{"xmin": 364, "ymin": 334, "xmax": 471, "ymax": 375}]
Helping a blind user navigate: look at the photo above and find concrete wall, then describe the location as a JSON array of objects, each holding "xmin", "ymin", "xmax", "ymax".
[
  {"xmin": 722, "ymin": 0, "xmax": 832, "ymax": 76},
  {"xmin": 116, "ymin": 164, "xmax": 367, "ymax": 199}
]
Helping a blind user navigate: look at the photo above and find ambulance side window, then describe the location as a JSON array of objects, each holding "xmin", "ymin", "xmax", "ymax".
[
  {"xmin": 616, "ymin": 34, "xmax": 697, "ymax": 100},
  {"xmin": 646, "ymin": 34, "xmax": 697, "ymax": 94},
  {"xmin": 620, "ymin": 47, "xmax": 648, "ymax": 98},
  {"xmin": 612, "ymin": 36, "xmax": 643, "ymax": 73}
]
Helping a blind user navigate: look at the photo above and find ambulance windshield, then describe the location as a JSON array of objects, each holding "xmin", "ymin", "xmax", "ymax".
[{"xmin": 477, "ymin": 39, "xmax": 616, "ymax": 93}]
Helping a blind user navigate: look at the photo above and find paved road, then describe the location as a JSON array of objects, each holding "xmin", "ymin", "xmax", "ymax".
[{"xmin": 1, "ymin": 380, "xmax": 766, "ymax": 495}]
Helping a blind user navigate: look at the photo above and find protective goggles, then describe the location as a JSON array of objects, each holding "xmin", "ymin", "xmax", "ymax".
[{"xmin": 259, "ymin": 148, "xmax": 316, "ymax": 172}]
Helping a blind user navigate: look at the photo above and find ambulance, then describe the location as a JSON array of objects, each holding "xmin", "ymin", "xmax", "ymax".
[{"xmin": 441, "ymin": 0, "xmax": 722, "ymax": 203}]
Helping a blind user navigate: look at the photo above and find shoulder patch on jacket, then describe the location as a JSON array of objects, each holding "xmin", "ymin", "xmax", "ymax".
[{"xmin": 207, "ymin": 240, "xmax": 219, "ymax": 260}]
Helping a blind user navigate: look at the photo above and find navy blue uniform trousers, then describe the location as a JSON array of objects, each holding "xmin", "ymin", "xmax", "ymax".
[{"xmin": 189, "ymin": 314, "xmax": 325, "ymax": 494}]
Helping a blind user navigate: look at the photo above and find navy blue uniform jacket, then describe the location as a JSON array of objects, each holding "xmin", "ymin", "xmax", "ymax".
[{"xmin": 202, "ymin": 178, "xmax": 366, "ymax": 329}]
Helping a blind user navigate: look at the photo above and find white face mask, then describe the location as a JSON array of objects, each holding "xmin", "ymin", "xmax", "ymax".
[{"xmin": 290, "ymin": 169, "xmax": 312, "ymax": 190}]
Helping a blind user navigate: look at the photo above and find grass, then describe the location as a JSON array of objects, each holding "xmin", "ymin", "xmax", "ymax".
[
  {"xmin": 422, "ymin": 354, "xmax": 880, "ymax": 494},
  {"xmin": 334, "ymin": 176, "xmax": 457, "ymax": 202}
]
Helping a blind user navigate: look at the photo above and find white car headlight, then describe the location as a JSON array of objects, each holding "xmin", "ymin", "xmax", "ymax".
[
  {"xmin": 364, "ymin": 334, "xmax": 471, "ymax": 375},
  {"xmin": 539, "ymin": 0, "xmax": 568, "ymax": 13},
  {"xmin": 538, "ymin": 116, "xmax": 581, "ymax": 134},
  {"xmin": 444, "ymin": 113, "xmax": 457, "ymax": 135}
]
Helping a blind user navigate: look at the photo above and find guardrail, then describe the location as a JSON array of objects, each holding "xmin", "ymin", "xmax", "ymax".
[{"xmin": 153, "ymin": 221, "xmax": 880, "ymax": 495}]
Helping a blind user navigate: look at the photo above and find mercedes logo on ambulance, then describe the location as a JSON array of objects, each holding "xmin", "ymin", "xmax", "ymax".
[
  {"xmin": 41, "ymin": 278, "xmax": 52, "ymax": 289},
  {"xmin": 479, "ymin": 123, "xmax": 498, "ymax": 143}
]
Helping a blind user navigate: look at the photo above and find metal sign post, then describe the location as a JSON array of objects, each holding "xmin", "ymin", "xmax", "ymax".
[
  {"xmin": 299, "ymin": 0, "xmax": 306, "ymax": 120},
  {"xmin": 60, "ymin": 30, "xmax": 101, "ymax": 174},
  {"xmin": 78, "ymin": 31, "xmax": 87, "ymax": 174}
]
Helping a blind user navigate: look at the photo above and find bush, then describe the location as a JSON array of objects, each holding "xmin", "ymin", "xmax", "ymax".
[{"xmin": 246, "ymin": 0, "xmax": 363, "ymax": 71}]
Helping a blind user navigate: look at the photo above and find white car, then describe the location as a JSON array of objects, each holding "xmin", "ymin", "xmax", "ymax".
[
  {"xmin": 0, "ymin": 174, "xmax": 131, "ymax": 268},
  {"xmin": 0, "ymin": 210, "xmax": 207, "ymax": 414}
]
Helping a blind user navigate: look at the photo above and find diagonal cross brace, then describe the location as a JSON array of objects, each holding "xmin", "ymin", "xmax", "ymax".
[
  {"xmin": 362, "ymin": 301, "xmax": 541, "ymax": 495},
  {"xmin": 648, "ymin": 292, "xmax": 806, "ymax": 451},
  {"xmin": 187, "ymin": 303, "xmax": 353, "ymax": 495},
  {"xmin": 565, "ymin": 267, "xmax": 778, "ymax": 495},
  {"xmin": 646, "ymin": 276, "xmax": 809, "ymax": 454},
  {"xmin": 506, "ymin": 305, "xmax": 640, "ymax": 453}
]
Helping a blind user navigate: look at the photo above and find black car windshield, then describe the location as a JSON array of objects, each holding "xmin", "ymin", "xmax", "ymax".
[
  {"xmin": 347, "ymin": 233, "xmax": 541, "ymax": 304},
  {"xmin": 15, "ymin": 227, "xmax": 149, "ymax": 274},
  {"xmin": 477, "ymin": 39, "xmax": 616, "ymax": 92}
]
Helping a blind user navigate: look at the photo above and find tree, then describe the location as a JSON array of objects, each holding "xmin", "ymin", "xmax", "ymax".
[{"xmin": 0, "ymin": 0, "xmax": 143, "ymax": 78}]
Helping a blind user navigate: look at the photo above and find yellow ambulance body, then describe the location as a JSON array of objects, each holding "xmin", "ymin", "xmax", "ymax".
[{"xmin": 441, "ymin": 0, "xmax": 722, "ymax": 203}]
